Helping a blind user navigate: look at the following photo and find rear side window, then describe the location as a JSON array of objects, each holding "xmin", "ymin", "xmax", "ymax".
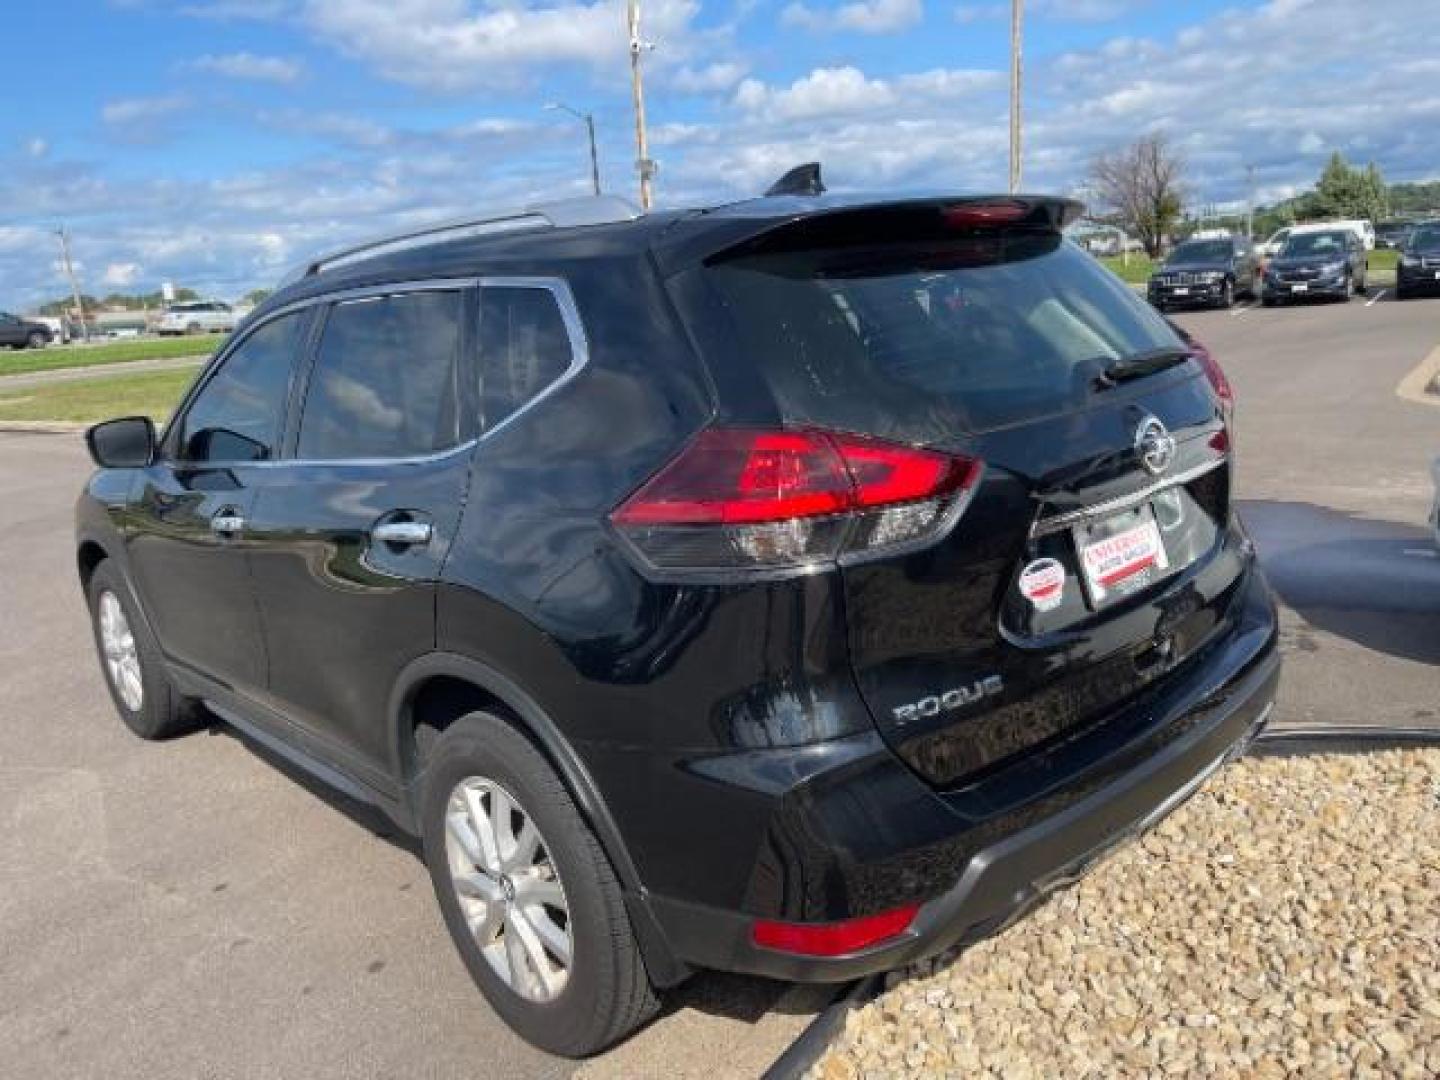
[
  {"xmin": 705, "ymin": 235, "xmax": 1181, "ymax": 437},
  {"xmin": 297, "ymin": 290, "xmax": 464, "ymax": 460},
  {"xmin": 478, "ymin": 285, "xmax": 576, "ymax": 431},
  {"xmin": 175, "ymin": 311, "xmax": 304, "ymax": 462}
]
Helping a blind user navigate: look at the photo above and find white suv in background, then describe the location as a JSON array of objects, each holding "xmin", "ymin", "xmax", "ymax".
[{"xmin": 156, "ymin": 300, "xmax": 237, "ymax": 336}]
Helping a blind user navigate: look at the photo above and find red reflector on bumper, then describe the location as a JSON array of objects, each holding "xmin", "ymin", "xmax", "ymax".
[{"xmin": 751, "ymin": 904, "xmax": 920, "ymax": 957}]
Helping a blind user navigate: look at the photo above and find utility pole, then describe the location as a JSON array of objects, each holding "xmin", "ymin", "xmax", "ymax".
[
  {"xmin": 545, "ymin": 103, "xmax": 601, "ymax": 195},
  {"xmin": 1245, "ymin": 163, "xmax": 1256, "ymax": 240},
  {"xmin": 54, "ymin": 226, "xmax": 89, "ymax": 343},
  {"xmin": 1008, "ymin": 0, "xmax": 1024, "ymax": 193},
  {"xmin": 627, "ymin": 0, "xmax": 655, "ymax": 211}
]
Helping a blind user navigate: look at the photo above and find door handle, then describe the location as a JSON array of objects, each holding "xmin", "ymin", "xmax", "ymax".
[
  {"xmin": 211, "ymin": 509, "xmax": 246, "ymax": 537},
  {"xmin": 372, "ymin": 520, "xmax": 433, "ymax": 548}
]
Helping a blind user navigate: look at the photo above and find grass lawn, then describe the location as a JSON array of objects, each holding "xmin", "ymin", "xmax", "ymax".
[
  {"xmin": 1367, "ymin": 248, "xmax": 1399, "ymax": 286},
  {"xmin": 0, "ymin": 334, "xmax": 222, "ymax": 378},
  {"xmin": 0, "ymin": 368, "xmax": 194, "ymax": 424},
  {"xmin": 1098, "ymin": 253, "xmax": 1156, "ymax": 285}
]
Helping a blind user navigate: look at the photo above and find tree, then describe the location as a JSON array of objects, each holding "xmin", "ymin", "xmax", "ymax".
[
  {"xmin": 244, "ymin": 288, "xmax": 272, "ymax": 306},
  {"xmin": 1088, "ymin": 133, "xmax": 1186, "ymax": 258},
  {"xmin": 1313, "ymin": 152, "xmax": 1388, "ymax": 221}
]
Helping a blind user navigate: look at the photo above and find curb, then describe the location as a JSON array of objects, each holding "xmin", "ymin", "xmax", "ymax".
[
  {"xmin": 763, "ymin": 975, "xmax": 880, "ymax": 1080},
  {"xmin": 0, "ymin": 421, "xmax": 87, "ymax": 434},
  {"xmin": 1395, "ymin": 346, "xmax": 1440, "ymax": 408}
]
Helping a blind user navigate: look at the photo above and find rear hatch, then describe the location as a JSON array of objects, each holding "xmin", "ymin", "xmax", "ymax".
[{"xmin": 692, "ymin": 202, "xmax": 1244, "ymax": 788}]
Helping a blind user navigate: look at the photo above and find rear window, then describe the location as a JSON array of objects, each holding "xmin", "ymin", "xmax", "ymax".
[{"xmin": 705, "ymin": 235, "xmax": 1181, "ymax": 437}]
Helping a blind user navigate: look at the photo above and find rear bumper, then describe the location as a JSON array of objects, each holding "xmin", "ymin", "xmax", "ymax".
[{"xmin": 647, "ymin": 567, "xmax": 1280, "ymax": 982}]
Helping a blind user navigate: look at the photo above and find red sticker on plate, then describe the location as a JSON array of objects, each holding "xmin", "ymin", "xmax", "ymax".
[{"xmin": 1019, "ymin": 558, "xmax": 1066, "ymax": 612}]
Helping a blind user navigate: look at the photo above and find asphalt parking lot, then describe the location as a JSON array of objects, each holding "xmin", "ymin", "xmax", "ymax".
[{"xmin": 1, "ymin": 292, "xmax": 1437, "ymax": 1079}]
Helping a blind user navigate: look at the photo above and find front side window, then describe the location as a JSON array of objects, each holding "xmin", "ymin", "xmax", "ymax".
[
  {"xmin": 174, "ymin": 311, "xmax": 305, "ymax": 462},
  {"xmin": 478, "ymin": 285, "xmax": 577, "ymax": 431},
  {"xmin": 296, "ymin": 290, "xmax": 464, "ymax": 460}
]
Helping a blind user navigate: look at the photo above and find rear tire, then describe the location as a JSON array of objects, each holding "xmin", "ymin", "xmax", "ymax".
[
  {"xmin": 420, "ymin": 712, "xmax": 659, "ymax": 1057},
  {"xmin": 86, "ymin": 560, "xmax": 203, "ymax": 740}
]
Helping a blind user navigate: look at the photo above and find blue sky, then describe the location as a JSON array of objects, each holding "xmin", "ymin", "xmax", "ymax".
[{"xmin": 3, "ymin": 0, "xmax": 1438, "ymax": 306}]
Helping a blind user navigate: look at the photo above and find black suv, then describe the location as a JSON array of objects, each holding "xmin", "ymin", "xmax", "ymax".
[
  {"xmin": 76, "ymin": 187, "xmax": 1279, "ymax": 1057},
  {"xmin": 1147, "ymin": 235, "xmax": 1259, "ymax": 310},
  {"xmin": 0, "ymin": 310, "xmax": 53, "ymax": 349},
  {"xmin": 1396, "ymin": 220, "xmax": 1440, "ymax": 299}
]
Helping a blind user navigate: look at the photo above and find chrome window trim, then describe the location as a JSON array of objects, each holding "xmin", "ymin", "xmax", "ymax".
[
  {"xmin": 163, "ymin": 274, "xmax": 588, "ymax": 469},
  {"xmin": 1030, "ymin": 457, "xmax": 1227, "ymax": 537}
]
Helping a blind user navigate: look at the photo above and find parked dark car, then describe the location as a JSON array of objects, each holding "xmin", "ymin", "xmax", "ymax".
[
  {"xmin": 1147, "ymin": 236, "xmax": 1260, "ymax": 310},
  {"xmin": 1396, "ymin": 221, "xmax": 1440, "ymax": 299},
  {"xmin": 1262, "ymin": 228, "xmax": 1368, "ymax": 304},
  {"xmin": 75, "ymin": 187, "xmax": 1279, "ymax": 1057},
  {"xmin": 0, "ymin": 310, "xmax": 53, "ymax": 349},
  {"xmin": 1376, "ymin": 220, "xmax": 1413, "ymax": 250}
]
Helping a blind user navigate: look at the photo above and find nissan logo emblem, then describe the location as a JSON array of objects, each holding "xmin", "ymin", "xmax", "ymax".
[{"xmin": 1135, "ymin": 416, "xmax": 1176, "ymax": 476}]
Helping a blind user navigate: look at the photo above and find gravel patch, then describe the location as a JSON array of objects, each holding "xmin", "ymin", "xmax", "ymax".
[{"xmin": 811, "ymin": 748, "xmax": 1440, "ymax": 1079}]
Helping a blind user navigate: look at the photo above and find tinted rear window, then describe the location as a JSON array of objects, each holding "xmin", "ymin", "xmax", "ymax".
[{"xmin": 705, "ymin": 235, "xmax": 1181, "ymax": 437}]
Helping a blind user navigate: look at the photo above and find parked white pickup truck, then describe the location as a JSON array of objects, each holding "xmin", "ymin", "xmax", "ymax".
[{"xmin": 156, "ymin": 300, "xmax": 237, "ymax": 336}]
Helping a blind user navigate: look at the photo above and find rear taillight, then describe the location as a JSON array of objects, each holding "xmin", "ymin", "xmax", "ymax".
[
  {"xmin": 752, "ymin": 903, "xmax": 919, "ymax": 957},
  {"xmin": 610, "ymin": 428, "xmax": 981, "ymax": 574},
  {"xmin": 1188, "ymin": 337, "xmax": 1234, "ymax": 419}
]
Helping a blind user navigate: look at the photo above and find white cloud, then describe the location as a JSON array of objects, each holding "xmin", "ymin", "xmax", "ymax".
[
  {"xmin": 24, "ymin": 137, "xmax": 48, "ymax": 159},
  {"xmin": 782, "ymin": 0, "xmax": 923, "ymax": 34},
  {"xmin": 954, "ymin": 3, "xmax": 1005, "ymax": 23},
  {"xmin": 671, "ymin": 62, "xmax": 749, "ymax": 95},
  {"xmin": 187, "ymin": 51, "xmax": 304, "ymax": 83},
  {"xmin": 735, "ymin": 65, "xmax": 1001, "ymax": 121},
  {"xmin": 102, "ymin": 262, "xmax": 142, "ymax": 287},
  {"xmin": 301, "ymin": 0, "xmax": 701, "ymax": 92},
  {"xmin": 101, "ymin": 96, "xmax": 188, "ymax": 126}
]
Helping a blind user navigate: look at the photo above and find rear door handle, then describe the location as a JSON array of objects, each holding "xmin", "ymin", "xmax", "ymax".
[
  {"xmin": 210, "ymin": 509, "xmax": 246, "ymax": 537},
  {"xmin": 372, "ymin": 520, "xmax": 433, "ymax": 548}
]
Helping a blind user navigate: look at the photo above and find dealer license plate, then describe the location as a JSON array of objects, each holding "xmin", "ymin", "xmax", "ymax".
[
  {"xmin": 1171, "ymin": 287, "xmax": 1189, "ymax": 296},
  {"xmin": 1292, "ymin": 283, "xmax": 1308, "ymax": 293},
  {"xmin": 1073, "ymin": 505, "xmax": 1171, "ymax": 605}
]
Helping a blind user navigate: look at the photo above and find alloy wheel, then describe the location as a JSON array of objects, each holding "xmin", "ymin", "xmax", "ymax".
[
  {"xmin": 98, "ymin": 590, "xmax": 143, "ymax": 711},
  {"xmin": 444, "ymin": 776, "xmax": 572, "ymax": 1003}
]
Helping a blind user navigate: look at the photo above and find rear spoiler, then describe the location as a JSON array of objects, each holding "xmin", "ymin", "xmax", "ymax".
[{"xmin": 652, "ymin": 195, "xmax": 1085, "ymax": 273}]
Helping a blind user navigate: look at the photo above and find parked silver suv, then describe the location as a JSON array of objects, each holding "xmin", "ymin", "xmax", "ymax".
[{"xmin": 156, "ymin": 300, "xmax": 236, "ymax": 336}]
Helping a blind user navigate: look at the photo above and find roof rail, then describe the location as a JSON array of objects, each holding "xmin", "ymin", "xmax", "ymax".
[{"xmin": 279, "ymin": 195, "xmax": 642, "ymax": 286}]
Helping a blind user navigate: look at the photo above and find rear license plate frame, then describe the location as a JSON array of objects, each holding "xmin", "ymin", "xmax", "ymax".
[{"xmin": 1072, "ymin": 504, "xmax": 1172, "ymax": 606}]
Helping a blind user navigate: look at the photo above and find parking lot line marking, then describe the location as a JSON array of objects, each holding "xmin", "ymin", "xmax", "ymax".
[
  {"xmin": 1231, "ymin": 302, "xmax": 1256, "ymax": 315},
  {"xmin": 1366, "ymin": 289, "xmax": 1388, "ymax": 307},
  {"xmin": 1395, "ymin": 345, "xmax": 1440, "ymax": 409}
]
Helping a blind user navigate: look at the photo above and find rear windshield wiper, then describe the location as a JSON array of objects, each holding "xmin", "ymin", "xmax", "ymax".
[{"xmin": 1092, "ymin": 345, "xmax": 1192, "ymax": 390}]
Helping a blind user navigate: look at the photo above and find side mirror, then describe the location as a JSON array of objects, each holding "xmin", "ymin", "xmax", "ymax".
[{"xmin": 86, "ymin": 416, "xmax": 156, "ymax": 468}]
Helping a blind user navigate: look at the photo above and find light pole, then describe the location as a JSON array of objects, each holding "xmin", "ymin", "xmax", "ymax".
[
  {"xmin": 1009, "ymin": 0, "xmax": 1024, "ymax": 193},
  {"xmin": 545, "ymin": 103, "xmax": 601, "ymax": 196}
]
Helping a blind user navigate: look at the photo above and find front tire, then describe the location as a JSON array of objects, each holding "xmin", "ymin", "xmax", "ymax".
[
  {"xmin": 86, "ymin": 560, "xmax": 202, "ymax": 740},
  {"xmin": 420, "ymin": 712, "xmax": 659, "ymax": 1057},
  {"xmin": 26, "ymin": 331, "xmax": 47, "ymax": 349},
  {"xmin": 1215, "ymin": 279, "xmax": 1234, "ymax": 309}
]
